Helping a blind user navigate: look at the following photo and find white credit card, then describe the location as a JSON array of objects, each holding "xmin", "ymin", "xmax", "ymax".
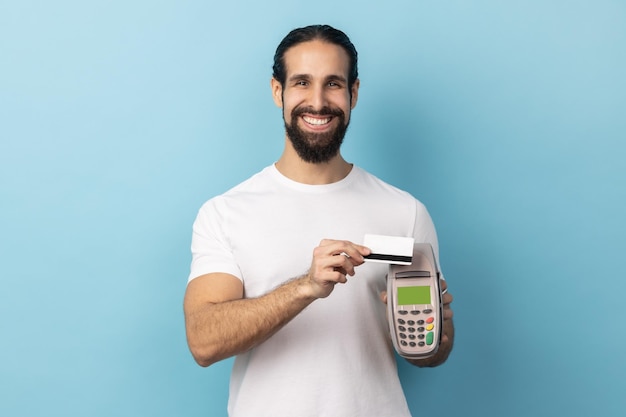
[{"xmin": 363, "ymin": 234, "xmax": 415, "ymax": 265}]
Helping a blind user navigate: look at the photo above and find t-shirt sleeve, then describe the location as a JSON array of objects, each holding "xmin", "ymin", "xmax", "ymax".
[{"xmin": 188, "ymin": 199, "xmax": 243, "ymax": 283}]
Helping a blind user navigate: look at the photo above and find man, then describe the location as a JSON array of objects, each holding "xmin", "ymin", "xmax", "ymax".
[{"xmin": 184, "ymin": 24, "xmax": 454, "ymax": 417}]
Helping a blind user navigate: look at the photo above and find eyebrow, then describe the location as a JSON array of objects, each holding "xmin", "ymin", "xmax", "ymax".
[
  {"xmin": 288, "ymin": 73, "xmax": 348, "ymax": 83},
  {"xmin": 326, "ymin": 74, "xmax": 347, "ymax": 83}
]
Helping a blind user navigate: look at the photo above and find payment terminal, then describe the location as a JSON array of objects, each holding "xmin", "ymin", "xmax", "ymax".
[{"xmin": 387, "ymin": 243, "xmax": 443, "ymax": 359}]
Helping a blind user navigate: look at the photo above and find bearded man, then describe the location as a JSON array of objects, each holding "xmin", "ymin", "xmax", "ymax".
[{"xmin": 184, "ymin": 24, "xmax": 455, "ymax": 417}]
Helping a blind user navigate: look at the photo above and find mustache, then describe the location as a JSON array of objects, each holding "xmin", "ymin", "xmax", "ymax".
[{"xmin": 291, "ymin": 106, "xmax": 345, "ymax": 118}]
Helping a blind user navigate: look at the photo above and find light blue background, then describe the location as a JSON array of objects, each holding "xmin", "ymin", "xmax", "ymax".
[{"xmin": 1, "ymin": 1, "xmax": 625, "ymax": 416}]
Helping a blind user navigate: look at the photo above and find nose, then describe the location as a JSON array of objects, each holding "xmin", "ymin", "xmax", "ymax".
[{"xmin": 309, "ymin": 84, "xmax": 328, "ymax": 110}]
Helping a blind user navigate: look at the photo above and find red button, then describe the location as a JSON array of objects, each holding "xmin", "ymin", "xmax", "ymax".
[{"xmin": 426, "ymin": 317, "xmax": 434, "ymax": 324}]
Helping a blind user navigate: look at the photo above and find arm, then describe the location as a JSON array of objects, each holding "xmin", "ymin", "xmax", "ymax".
[{"xmin": 183, "ymin": 239, "xmax": 371, "ymax": 367}]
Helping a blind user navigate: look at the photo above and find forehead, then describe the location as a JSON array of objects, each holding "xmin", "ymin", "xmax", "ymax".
[{"xmin": 283, "ymin": 40, "xmax": 350, "ymax": 79}]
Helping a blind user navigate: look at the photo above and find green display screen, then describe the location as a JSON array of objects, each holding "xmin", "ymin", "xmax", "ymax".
[{"xmin": 397, "ymin": 286, "xmax": 431, "ymax": 305}]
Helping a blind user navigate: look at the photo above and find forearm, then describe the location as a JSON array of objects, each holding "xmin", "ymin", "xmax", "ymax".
[
  {"xmin": 407, "ymin": 318, "xmax": 455, "ymax": 368},
  {"xmin": 185, "ymin": 276, "xmax": 316, "ymax": 367}
]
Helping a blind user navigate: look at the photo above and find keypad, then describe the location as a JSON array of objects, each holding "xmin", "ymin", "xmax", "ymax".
[{"xmin": 395, "ymin": 305, "xmax": 436, "ymax": 352}]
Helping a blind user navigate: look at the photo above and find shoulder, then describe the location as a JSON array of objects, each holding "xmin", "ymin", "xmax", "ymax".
[
  {"xmin": 223, "ymin": 165, "xmax": 277, "ymax": 196},
  {"xmin": 352, "ymin": 166, "xmax": 432, "ymax": 221},
  {"xmin": 198, "ymin": 165, "xmax": 276, "ymax": 210},
  {"xmin": 353, "ymin": 166, "xmax": 418, "ymax": 202}
]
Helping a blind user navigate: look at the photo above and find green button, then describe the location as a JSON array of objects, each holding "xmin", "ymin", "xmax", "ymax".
[{"xmin": 426, "ymin": 332, "xmax": 434, "ymax": 345}]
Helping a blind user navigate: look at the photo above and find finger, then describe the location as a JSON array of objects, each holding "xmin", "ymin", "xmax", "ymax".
[
  {"xmin": 319, "ymin": 251, "xmax": 356, "ymax": 276},
  {"xmin": 442, "ymin": 300, "xmax": 454, "ymax": 320},
  {"xmin": 336, "ymin": 256, "xmax": 359, "ymax": 277},
  {"xmin": 318, "ymin": 240, "xmax": 371, "ymax": 262},
  {"xmin": 379, "ymin": 291, "xmax": 387, "ymax": 304},
  {"xmin": 325, "ymin": 250, "xmax": 363, "ymax": 275},
  {"xmin": 333, "ymin": 268, "xmax": 350, "ymax": 284},
  {"xmin": 343, "ymin": 243, "xmax": 371, "ymax": 260},
  {"xmin": 439, "ymin": 280, "xmax": 453, "ymax": 304},
  {"xmin": 310, "ymin": 266, "xmax": 347, "ymax": 286},
  {"xmin": 310, "ymin": 256, "xmax": 344, "ymax": 284},
  {"xmin": 316, "ymin": 258, "xmax": 349, "ymax": 281}
]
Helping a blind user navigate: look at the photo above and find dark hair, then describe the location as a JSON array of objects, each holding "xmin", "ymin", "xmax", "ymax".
[{"xmin": 272, "ymin": 25, "xmax": 359, "ymax": 89}]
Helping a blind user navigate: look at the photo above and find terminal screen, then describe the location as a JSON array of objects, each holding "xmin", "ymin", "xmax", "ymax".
[{"xmin": 397, "ymin": 286, "xmax": 431, "ymax": 305}]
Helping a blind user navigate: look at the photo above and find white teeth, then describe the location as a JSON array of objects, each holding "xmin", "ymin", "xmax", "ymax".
[{"xmin": 303, "ymin": 116, "xmax": 331, "ymax": 125}]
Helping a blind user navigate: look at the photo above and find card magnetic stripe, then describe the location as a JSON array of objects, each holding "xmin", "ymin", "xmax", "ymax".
[{"xmin": 364, "ymin": 254, "xmax": 413, "ymax": 263}]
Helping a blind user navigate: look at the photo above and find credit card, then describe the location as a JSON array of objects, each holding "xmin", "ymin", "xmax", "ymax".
[{"xmin": 363, "ymin": 234, "xmax": 415, "ymax": 265}]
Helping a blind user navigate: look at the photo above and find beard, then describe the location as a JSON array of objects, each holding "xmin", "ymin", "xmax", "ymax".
[{"xmin": 284, "ymin": 105, "xmax": 350, "ymax": 164}]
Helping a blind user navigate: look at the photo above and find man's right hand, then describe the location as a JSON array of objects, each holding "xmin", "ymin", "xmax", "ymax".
[{"xmin": 303, "ymin": 239, "xmax": 371, "ymax": 299}]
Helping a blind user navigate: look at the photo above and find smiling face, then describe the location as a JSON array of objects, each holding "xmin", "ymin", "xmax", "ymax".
[{"xmin": 271, "ymin": 40, "xmax": 359, "ymax": 164}]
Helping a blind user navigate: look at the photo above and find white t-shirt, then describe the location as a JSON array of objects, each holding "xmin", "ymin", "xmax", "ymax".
[{"xmin": 189, "ymin": 164, "xmax": 440, "ymax": 417}]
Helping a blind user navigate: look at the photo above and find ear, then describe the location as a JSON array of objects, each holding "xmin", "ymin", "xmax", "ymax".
[
  {"xmin": 350, "ymin": 78, "xmax": 360, "ymax": 109},
  {"xmin": 270, "ymin": 77, "xmax": 283, "ymax": 108}
]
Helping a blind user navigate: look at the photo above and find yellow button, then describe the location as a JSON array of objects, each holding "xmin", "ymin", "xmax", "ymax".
[{"xmin": 426, "ymin": 324, "xmax": 434, "ymax": 331}]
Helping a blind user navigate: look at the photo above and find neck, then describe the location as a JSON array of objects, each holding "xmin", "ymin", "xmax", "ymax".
[{"xmin": 275, "ymin": 139, "xmax": 352, "ymax": 185}]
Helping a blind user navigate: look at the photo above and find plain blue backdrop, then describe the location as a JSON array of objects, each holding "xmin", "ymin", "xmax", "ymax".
[{"xmin": 1, "ymin": 1, "xmax": 625, "ymax": 416}]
